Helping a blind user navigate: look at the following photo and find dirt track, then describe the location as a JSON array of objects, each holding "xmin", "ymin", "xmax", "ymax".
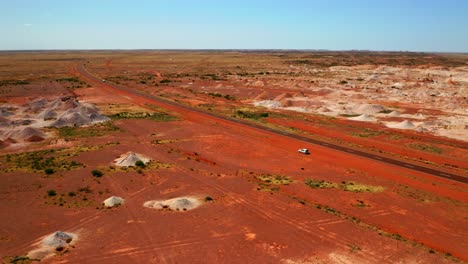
[{"xmin": 78, "ymin": 64, "xmax": 467, "ymax": 184}]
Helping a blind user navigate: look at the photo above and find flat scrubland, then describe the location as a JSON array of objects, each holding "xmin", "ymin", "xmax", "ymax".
[{"xmin": 0, "ymin": 51, "xmax": 467, "ymax": 263}]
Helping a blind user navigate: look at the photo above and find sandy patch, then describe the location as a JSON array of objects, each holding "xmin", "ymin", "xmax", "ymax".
[
  {"xmin": 143, "ymin": 196, "xmax": 202, "ymax": 211},
  {"xmin": 113, "ymin": 151, "xmax": 151, "ymax": 167},
  {"xmin": 103, "ymin": 196, "xmax": 125, "ymax": 207},
  {"xmin": 27, "ymin": 231, "xmax": 77, "ymax": 261}
]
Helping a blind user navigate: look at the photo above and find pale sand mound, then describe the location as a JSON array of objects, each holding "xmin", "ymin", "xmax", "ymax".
[
  {"xmin": 27, "ymin": 231, "xmax": 76, "ymax": 260},
  {"xmin": 388, "ymin": 110, "xmax": 401, "ymax": 116},
  {"xmin": 386, "ymin": 120, "xmax": 415, "ymax": 129},
  {"xmin": 253, "ymin": 100, "xmax": 281, "ymax": 109},
  {"xmin": 51, "ymin": 104, "xmax": 110, "ymax": 127},
  {"xmin": 103, "ymin": 196, "xmax": 124, "ymax": 207},
  {"xmin": 349, "ymin": 114, "xmax": 376, "ymax": 122},
  {"xmin": 28, "ymin": 99, "xmax": 49, "ymax": 111},
  {"xmin": 3, "ymin": 127, "xmax": 45, "ymax": 141},
  {"xmin": 251, "ymin": 80, "xmax": 265, "ymax": 87},
  {"xmin": 17, "ymin": 127, "xmax": 45, "ymax": 139},
  {"xmin": 37, "ymin": 108, "xmax": 57, "ymax": 120},
  {"xmin": 353, "ymin": 104, "xmax": 386, "ymax": 115},
  {"xmin": 144, "ymin": 197, "xmax": 202, "ymax": 211},
  {"xmin": 113, "ymin": 152, "xmax": 151, "ymax": 167}
]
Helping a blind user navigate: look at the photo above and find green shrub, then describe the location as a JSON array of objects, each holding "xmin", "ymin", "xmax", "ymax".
[
  {"xmin": 236, "ymin": 110, "xmax": 269, "ymax": 119},
  {"xmin": 91, "ymin": 170, "xmax": 103, "ymax": 177},
  {"xmin": 135, "ymin": 160, "xmax": 145, "ymax": 168},
  {"xmin": 44, "ymin": 168, "xmax": 55, "ymax": 175},
  {"xmin": 160, "ymin": 79, "xmax": 171, "ymax": 83},
  {"xmin": 205, "ymin": 196, "xmax": 213, "ymax": 202},
  {"xmin": 47, "ymin": 190, "xmax": 57, "ymax": 196}
]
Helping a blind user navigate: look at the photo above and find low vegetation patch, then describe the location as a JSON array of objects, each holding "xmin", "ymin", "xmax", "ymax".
[
  {"xmin": 135, "ymin": 160, "xmax": 145, "ymax": 168},
  {"xmin": 55, "ymin": 77, "xmax": 90, "ymax": 89},
  {"xmin": 255, "ymin": 174, "xmax": 292, "ymax": 192},
  {"xmin": 0, "ymin": 80, "xmax": 30, "ymax": 86},
  {"xmin": 0, "ymin": 149, "xmax": 84, "ymax": 173},
  {"xmin": 91, "ymin": 169, "xmax": 103, "ymax": 177},
  {"xmin": 110, "ymin": 111, "xmax": 178, "ymax": 122},
  {"xmin": 8, "ymin": 255, "xmax": 36, "ymax": 264},
  {"xmin": 305, "ymin": 179, "xmax": 384, "ymax": 193},
  {"xmin": 351, "ymin": 128, "xmax": 382, "ymax": 138},
  {"xmin": 57, "ymin": 122, "xmax": 119, "ymax": 139},
  {"xmin": 207, "ymin": 92, "xmax": 236, "ymax": 100},
  {"xmin": 352, "ymin": 199, "xmax": 370, "ymax": 208},
  {"xmin": 378, "ymin": 109, "xmax": 393, "ymax": 114},
  {"xmin": 236, "ymin": 110, "xmax": 269, "ymax": 120},
  {"xmin": 407, "ymin": 143, "xmax": 442, "ymax": 154},
  {"xmin": 43, "ymin": 186, "xmax": 103, "ymax": 208},
  {"xmin": 340, "ymin": 114, "xmax": 361, "ymax": 118}
]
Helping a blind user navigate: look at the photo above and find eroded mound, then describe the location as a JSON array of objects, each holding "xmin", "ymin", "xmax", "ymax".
[
  {"xmin": 113, "ymin": 152, "xmax": 151, "ymax": 167},
  {"xmin": 0, "ymin": 97, "xmax": 110, "ymax": 147},
  {"xmin": 144, "ymin": 196, "xmax": 202, "ymax": 211},
  {"xmin": 386, "ymin": 120, "xmax": 416, "ymax": 130},
  {"xmin": 349, "ymin": 114, "xmax": 376, "ymax": 122},
  {"xmin": 51, "ymin": 104, "xmax": 110, "ymax": 127},
  {"xmin": 353, "ymin": 104, "xmax": 386, "ymax": 115},
  {"xmin": 27, "ymin": 231, "xmax": 76, "ymax": 260},
  {"xmin": 103, "ymin": 196, "xmax": 124, "ymax": 207}
]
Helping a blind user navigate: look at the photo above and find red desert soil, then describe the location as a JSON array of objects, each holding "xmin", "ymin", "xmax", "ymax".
[
  {"xmin": 1, "ymin": 79, "xmax": 466, "ymax": 263},
  {"xmin": 1, "ymin": 51, "xmax": 467, "ymax": 263}
]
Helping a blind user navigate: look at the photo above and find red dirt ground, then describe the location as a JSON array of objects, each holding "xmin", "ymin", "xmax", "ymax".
[{"xmin": 1, "ymin": 78, "xmax": 467, "ymax": 263}]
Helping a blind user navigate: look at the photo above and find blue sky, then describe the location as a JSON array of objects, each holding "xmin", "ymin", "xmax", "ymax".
[{"xmin": 1, "ymin": 0, "xmax": 467, "ymax": 52}]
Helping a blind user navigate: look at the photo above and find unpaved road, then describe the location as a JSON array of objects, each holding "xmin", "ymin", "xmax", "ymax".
[{"xmin": 78, "ymin": 64, "xmax": 467, "ymax": 184}]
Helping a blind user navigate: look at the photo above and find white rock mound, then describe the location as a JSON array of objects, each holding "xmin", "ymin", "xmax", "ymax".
[
  {"xmin": 253, "ymin": 100, "xmax": 281, "ymax": 109},
  {"xmin": 144, "ymin": 197, "xmax": 202, "ymax": 211},
  {"xmin": 27, "ymin": 231, "xmax": 76, "ymax": 260},
  {"xmin": 386, "ymin": 120, "xmax": 415, "ymax": 130},
  {"xmin": 388, "ymin": 110, "xmax": 401, "ymax": 116},
  {"xmin": 353, "ymin": 104, "xmax": 386, "ymax": 115},
  {"xmin": 349, "ymin": 114, "xmax": 376, "ymax": 122},
  {"xmin": 51, "ymin": 104, "xmax": 109, "ymax": 127},
  {"xmin": 113, "ymin": 152, "xmax": 151, "ymax": 167},
  {"xmin": 103, "ymin": 196, "xmax": 124, "ymax": 207}
]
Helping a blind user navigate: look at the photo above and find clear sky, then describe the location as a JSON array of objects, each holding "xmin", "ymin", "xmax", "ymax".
[{"xmin": 1, "ymin": 0, "xmax": 467, "ymax": 52}]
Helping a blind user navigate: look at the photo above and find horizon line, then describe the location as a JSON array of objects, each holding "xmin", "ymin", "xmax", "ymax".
[{"xmin": 0, "ymin": 48, "xmax": 467, "ymax": 54}]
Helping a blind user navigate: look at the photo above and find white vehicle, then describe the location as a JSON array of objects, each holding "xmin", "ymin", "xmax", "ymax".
[{"xmin": 298, "ymin": 148, "xmax": 310, "ymax": 155}]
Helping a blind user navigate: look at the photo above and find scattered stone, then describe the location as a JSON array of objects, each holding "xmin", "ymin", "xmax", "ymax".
[
  {"xmin": 144, "ymin": 197, "xmax": 202, "ymax": 211},
  {"xmin": 113, "ymin": 152, "xmax": 151, "ymax": 167},
  {"xmin": 103, "ymin": 196, "xmax": 125, "ymax": 207}
]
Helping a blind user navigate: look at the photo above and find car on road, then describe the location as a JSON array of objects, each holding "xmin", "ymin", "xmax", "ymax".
[{"xmin": 298, "ymin": 148, "xmax": 310, "ymax": 155}]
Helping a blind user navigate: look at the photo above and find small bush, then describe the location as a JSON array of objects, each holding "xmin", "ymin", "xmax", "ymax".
[
  {"xmin": 205, "ymin": 196, "xmax": 213, "ymax": 202},
  {"xmin": 78, "ymin": 186, "xmax": 92, "ymax": 193},
  {"xmin": 135, "ymin": 160, "xmax": 145, "ymax": 168},
  {"xmin": 68, "ymin": 192, "xmax": 76, "ymax": 197},
  {"xmin": 47, "ymin": 190, "xmax": 57, "ymax": 196},
  {"xmin": 9, "ymin": 255, "xmax": 31, "ymax": 263},
  {"xmin": 91, "ymin": 170, "xmax": 103, "ymax": 177},
  {"xmin": 160, "ymin": 79, "xmax": 171, "ymax": 84},
  {"xmin": 44, "ymin": 168, "xmax": 55, "ymax": 175}
]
